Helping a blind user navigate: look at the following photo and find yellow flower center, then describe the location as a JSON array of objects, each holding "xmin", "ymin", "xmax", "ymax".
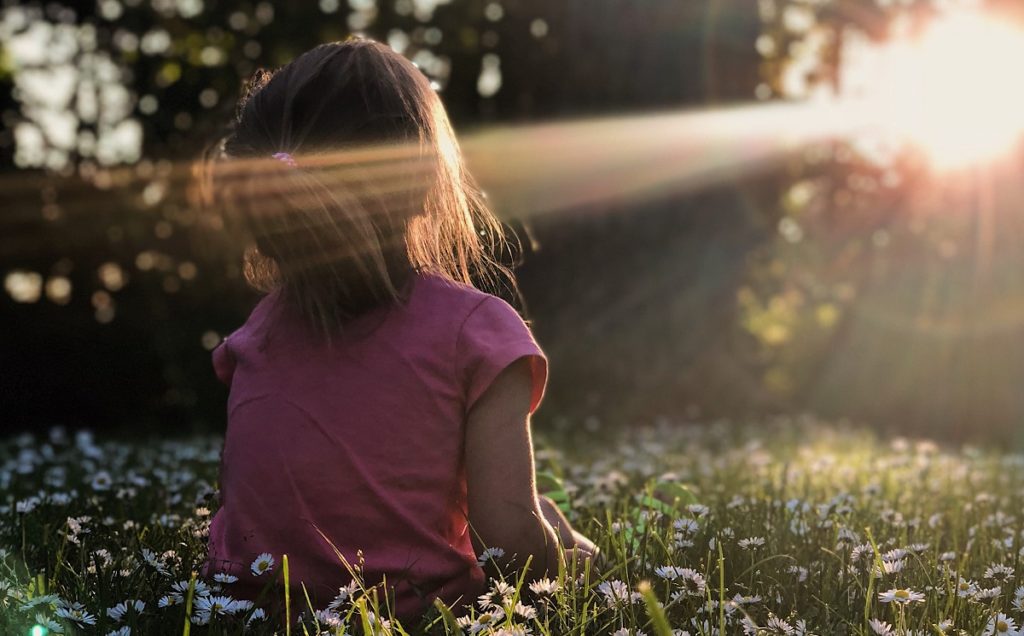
[
  {"xmin": 894, "ymin": 590, "xmax": 909, "ymax": 600},
  {"xmin": 998, "ymin": 621, "xmax": 1009, "ymax": 632}
]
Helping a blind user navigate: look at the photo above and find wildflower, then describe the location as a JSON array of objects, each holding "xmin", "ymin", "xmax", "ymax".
[
  {"xmin": 955, "ymin": 579, "xmax": 978, "ymax": 597},
  {"xmin": 766, "ymin": 614, "xmax": 795, "ymax": 634},
  {"xmin": 976, "ymin": 586, "xmax": 1003, "ymax": 600},
  {"xmin": 786, "ymin": 565, "xmax": 809, "ymax": 582},
  {"xmin": 326, "ymin": 580, "xmax": 360, "ymax": 610},
  {"xmin": 19, "ymin": 594, "xmax": 59, "ymax": 611},
  {"xmin": 247, "ymin": 607, "xmax": 268, "ymax": 624},
  {"xmin": 513, "ymin": 601, "xmax": 537, "ymax": 619},
  {"xmin": 478, "ymin": 580, "xmax": 516, "ymax": 609},
  {"xmin": 738, "ymin": 536, "xmax": 766, "ymax": 550},
  {"xmin": 107, "ymin": 628, "xmax": 131, "ymax": 636},
  {"xmin": 90, "ymin": 471, "xmax": 113, "ymax": 491},
  {"xmin": 984, "ymin": 613, "xmax": 1019, "ymax": 635},
  {"xmin": 158, "ymin": 595, "xmax": 180, "ymax": 608},
  {"xmin": 874, "ymin": 559, "xmax": 905, "ymax": 576},
  {"xmin": 193, "ymin": 594, "xmax": 240, "ymax": 622},
  {"xmin": 33, "ymin": 614, "xmax": 64, "ymax": 634},
  {"xmin": 107, "ymin": 599, "xmax": 145, "ymax": 621},
  {"xmin": 869, "ymin": 618, "xmax": 893, "ymax": 635},
  {"xmin": 877, "ymin": 588, "xmax": 925, "ymax": 604},
  {"xmin": 528, "ymin": 578, "xmax": 560, "ymax": 596},
  {"xmin": 881, "ymin": 548, "xmax": 906, "ymax": 562},
  {"xmin": 673, "ymin": 518, "xmax": 699, "ymax": 534},
  {"xmin": 213, "ymin": 572, "xmax": 238, "ymax": 584},
  {"xmin": 1012, "ymin": 587, "xmax": 1024, "ymax": 612},
  {"xmin": 55, "ymin": 603, "xmax": 98, "ymax": 627},
  {"xmin": 597, "ymin": 580, "xmax": 641, "ymax": 607},
  {"xmin": 250, "ymin": 552, "xmax": 275, "ymax": 576},
  {"xmin": 313, "ymin": 608, "xmax": 344, "ymax": 628},
  {"xmin": 477, "ymin": 546, "xmax": 505, "ymax": 566},
  {"xmin": 171, "ymin": 579, "xmax": 211, "ymax": 598},
  {"xmin": 985, "ymin": 564, "xmax": 1015, "ymax": 581}
]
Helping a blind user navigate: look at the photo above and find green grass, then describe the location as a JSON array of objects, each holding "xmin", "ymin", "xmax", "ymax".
[{"xmin": 3, "ymin": 418, "xmax": 1024, "ymax": 635}]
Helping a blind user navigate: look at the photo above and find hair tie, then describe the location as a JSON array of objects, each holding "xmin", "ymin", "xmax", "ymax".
[{"xmin": 272, "ymin": 152, "xmax": 298, "ymax": 168}]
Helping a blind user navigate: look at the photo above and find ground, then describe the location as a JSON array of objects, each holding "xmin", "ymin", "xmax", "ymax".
[{"xmin": 3, "ymin": 417, "xmax": 1023, "ymax": 635}]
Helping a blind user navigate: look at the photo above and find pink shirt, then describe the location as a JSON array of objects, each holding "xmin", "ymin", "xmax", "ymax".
[{"xmin": 202, "ymin": 271, "xmax": 547, "ymax": 618}]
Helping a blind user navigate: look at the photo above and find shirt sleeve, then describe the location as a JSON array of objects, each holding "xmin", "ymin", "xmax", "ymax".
[
  {"xmin": 456, "ymin": 296, "xmax": 548, "ymax": 416},
  {"xmin": 211, "ymin": 338, "xmax": 237, "ymax": 386}
]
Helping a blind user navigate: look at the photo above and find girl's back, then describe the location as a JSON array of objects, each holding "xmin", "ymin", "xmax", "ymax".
[
  {"xmin": 199, "ymin": 37, "xmax": 594, "ymax": 623},
  {"xmin": 203, "ymin": 270, "xmax": 546, "ymax": 616}
]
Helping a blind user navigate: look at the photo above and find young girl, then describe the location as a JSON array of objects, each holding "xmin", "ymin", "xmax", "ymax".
[{"xmin": 199, "ymin": 38, "xmax": 595, "ymax": 621}]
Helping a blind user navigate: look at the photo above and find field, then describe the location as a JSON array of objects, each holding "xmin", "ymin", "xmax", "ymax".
[{"xmin": 3, "ymin": 418, "xmax": 1024, "ymax": 635}]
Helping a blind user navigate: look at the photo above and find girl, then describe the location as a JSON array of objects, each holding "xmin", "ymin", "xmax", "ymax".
[{"xmin": 199, "ymin": 38, "xmax": 595, "ymax": 621}]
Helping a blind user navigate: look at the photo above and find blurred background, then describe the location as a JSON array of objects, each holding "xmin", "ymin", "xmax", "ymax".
[{"xmin": 4, "ymin": 0, "xmax": 1024, "ymax": 444}]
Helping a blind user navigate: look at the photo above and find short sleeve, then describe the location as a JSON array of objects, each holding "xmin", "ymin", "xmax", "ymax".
[
  {"xmin": 211, "ymin": 338, "xmax": 237, "ymax": 386},
  {"xmin": 456, "ymin": 296, "xmax": 548, "ymax": 416}
]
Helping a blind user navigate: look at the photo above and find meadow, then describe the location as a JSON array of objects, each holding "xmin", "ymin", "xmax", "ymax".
[{"xmin": 3, "ymin": 417, "xmax": 1024, "ymax": 636}]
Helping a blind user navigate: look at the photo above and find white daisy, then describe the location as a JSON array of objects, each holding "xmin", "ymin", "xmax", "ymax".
[
  {"xmin": 250, "ymin": 552, "xmax": 275, "ymax": 576},
  {"xmin": 984, "ymin": 613, "xmax": 1019, "ymax": 635},
  {"xmin": 878, "ymin": 588, "xmax": 925, "ymax": 604},
  {"xmin": 106, "ymin": 599, "xmax": 145, "ymax": 622},
  {"xmin": 528, "ymin": 578, "xmax": 560, "ymax": 596}
]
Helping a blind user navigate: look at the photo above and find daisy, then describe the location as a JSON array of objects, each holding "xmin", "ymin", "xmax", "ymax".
[
  {"xmin": 985, "ymin": 564, "xmax": 1015, "ymax": 581},
  {"xmin": 976, "ymin": 586, "xmax": 1003, "ymax": 600},
  {"xmin": 476, "ymin": 546, "xmax": 505, "ymax": 566},
  {"xmin": 673, "ymin": 518, "xmax": 699, "ymax": 534},
  {"xmin": 55, "ymin": 604, "xmax": 97, "ymax": 627},
  {"xmin": 213, "ymin": 572, "xmax": 238, "ymax": 584},
  {"xmin": 194, "ymin": 594, "xmax": 239, "ymax": 616},
  {"xmin": 878, "ymin": 588, "xmax": 925, "ymax": 604},
  {"xmin": 107, "ymin": 599, "xmax": 145, "ymax": 621},
  {"xmin": 766, "ymin": 615, "xmax": 795, "ymax": 634},
  {"xmin": 513, "ymin": 601, "xmax": 537, "ymax": 619},
  {"xmin": 869, "ymin": 619, "xmax": 893, "ymax": 635},
  {"xmin": 326, "ymin": 581, "xmax": 360, "ymax": 610},
  {"xmin": 597, "ymin": 580, "xmax": 640, "ymax": 607},
  {"xmin": 955, "ymin": 579, "xmax": 978, "ymax": 598},
  {"xmin": 528, "ymin": 578, "xmax": 560, "ymax": 596},
  {"xmin": 90, "ymin": 471, "xmax": 113, "ymax": 491},
  {"xmin": 246, "ymin": 607, "xmax": 268, "ymax": 624},
  {"xmin": 33, "ymin": 614, "xmax": 64, "ymax": 634},
  {"xmin": 738, "ymin": 536, "xmax": 766, "ymax": 550},
  {"xmin": 250, "ymin": 552, "xmax": 275, "ymax": 576},
  {"xmin": 983, "ymin": 613, "xmax": 1019, "ymax": 635}
]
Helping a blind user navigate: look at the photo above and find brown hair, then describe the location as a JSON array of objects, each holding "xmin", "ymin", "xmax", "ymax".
[{"xmin": 199, "ymin": 38, "xmax": 518, "ymax": 341}]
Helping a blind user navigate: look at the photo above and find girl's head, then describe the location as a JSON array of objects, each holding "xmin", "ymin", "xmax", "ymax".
[{"xmin": 202, "ymin": 38, "xmax": 516, "ymax": 339}]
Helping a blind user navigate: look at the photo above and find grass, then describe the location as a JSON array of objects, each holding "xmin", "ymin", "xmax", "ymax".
[{"xmin": 3, "ymin": 417, "xmax": 1024, "ymax": 635}]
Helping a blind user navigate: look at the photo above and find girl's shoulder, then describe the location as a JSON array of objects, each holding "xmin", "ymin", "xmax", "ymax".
[{"xmin": 412, "ymin": 271, "xmax": 520, "ymax": 320}]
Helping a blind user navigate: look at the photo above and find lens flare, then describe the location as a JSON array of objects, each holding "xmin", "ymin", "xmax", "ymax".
[{"xmin": 848, "ymin": 10, "xmax": 1024, "ymax": 169}]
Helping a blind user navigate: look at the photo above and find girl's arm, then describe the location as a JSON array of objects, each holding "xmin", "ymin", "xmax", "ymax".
[{"xmin": 465, "ymin": 357, "xmax": 594, "ymax": 576}]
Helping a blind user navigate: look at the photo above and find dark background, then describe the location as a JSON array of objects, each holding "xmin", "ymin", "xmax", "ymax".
[{"xmin": 5, "ymin": 0, "xmax": 1024, "ymax": 444}]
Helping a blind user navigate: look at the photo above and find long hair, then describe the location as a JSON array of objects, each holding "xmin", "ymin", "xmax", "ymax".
[{"xmin": 198, "ymin": 38, "xmax": 518, "ymax": 342}]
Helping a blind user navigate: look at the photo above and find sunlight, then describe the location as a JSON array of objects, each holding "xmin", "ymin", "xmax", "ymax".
[{"xmin": 853, "ymin": 10, "xmax": 1024, "ymax": 169}]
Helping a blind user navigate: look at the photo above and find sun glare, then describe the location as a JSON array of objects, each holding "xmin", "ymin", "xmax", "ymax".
[{"xmin": 852, "ymin": 11, "xmax": 1024, "ymax": 169}]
